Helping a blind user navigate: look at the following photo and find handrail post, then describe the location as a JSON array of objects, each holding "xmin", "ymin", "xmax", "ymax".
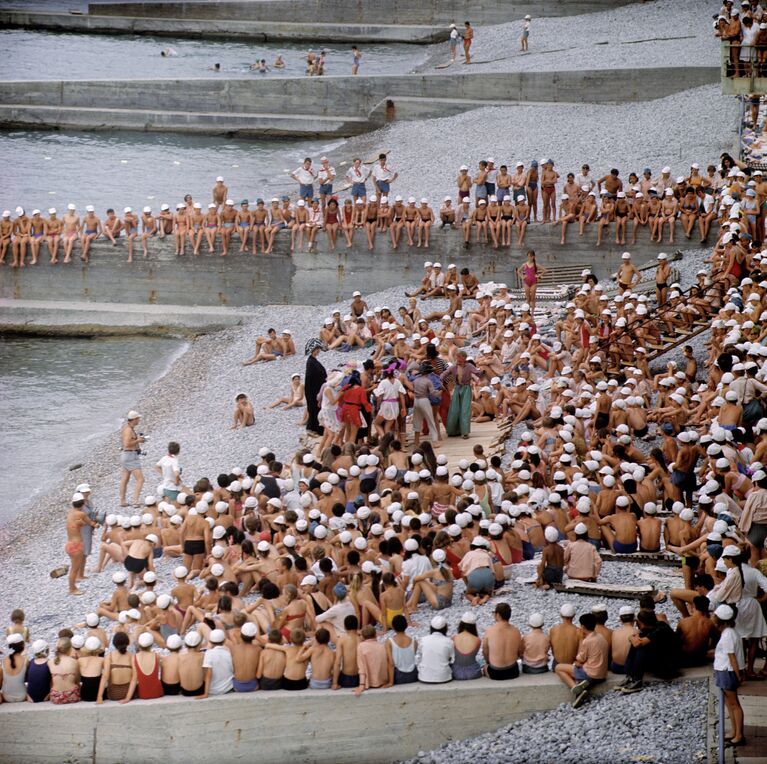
[{"xmin": 717, "ymin": 686, "xmax": 725, "ymax": 764}]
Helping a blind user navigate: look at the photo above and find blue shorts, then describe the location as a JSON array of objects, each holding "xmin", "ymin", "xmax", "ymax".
[
  {"xmin": 163, "ymin": 489, "xmax": 180, "ymax": 501},
  {"xmin": 574, "ymin": 665, "xmax": 604, "ymax": 686},
  {"xmin": 485, "ymin": 183, "xmax": 496, "ymax": 196},
  {"xmin": 513, "ymin": 188, "xmax": 527, "ymax": 202},
  {"xmin": 352, "ymin": 183, "xmax": 366, "ymax": 198},
  {"xmin": 232, "ymin": 678, "xmax": 258, "ymax": 692},
  {"xmin": 497, "ymin": 188, "xmax": 510, "ymax": 201},
  {"xmin": 466, "ymin": 567, "xmax": 495, "ymax": 594},
  {"xmin": 613, "ymin": 540, "xmax": 637, "ymax": 554},
  {"xmin": 377, "ymin": 181, "xmax": 390, "ymax": 194},
  {"xmin": 319, "ymin": 183, "xmax": 333, "ymax": 195},
  {"xmin": 714, "ymin": 669, "xmax": 740, "ymax": 691},
  {"xmin": 299, "ymin": 184, "xmax": 314, "ymax": 200},
  {"xmin": 609, "ymin": 661, "xmax": 626, "ymax": 674}
]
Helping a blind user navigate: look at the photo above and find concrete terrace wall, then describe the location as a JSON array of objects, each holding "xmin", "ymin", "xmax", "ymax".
[
  {"xmin": 0, "ymin": 227, "xmax": 672, "ymax": 309},
  {"xmin": 0, "ymin": 670, "xmax": 711, "ymax": 764},
  {"xmin": 0, "ymin": 68, "xmax": 720, "ymax": 137},
  {"xmin": 0, "ymin": 11, "xmax": 446, "ymax": 44},
  {"xmin": 89, "ymin": 0, "xmax": 642, "ymax": 26}
]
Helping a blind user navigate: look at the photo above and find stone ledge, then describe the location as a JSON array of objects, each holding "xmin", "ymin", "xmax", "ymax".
[{"xmin": 0, "ymin": 667, "xmax": 711, "ymax": 764}]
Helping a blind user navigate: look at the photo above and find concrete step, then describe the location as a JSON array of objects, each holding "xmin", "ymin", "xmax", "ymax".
[
  {"xmin": 0, "ymin": 10, "xmax": 446, "ymax": 44},
  {"xmin": 0, "ymin": 104, "xmax": 371, "ymax": 137}
]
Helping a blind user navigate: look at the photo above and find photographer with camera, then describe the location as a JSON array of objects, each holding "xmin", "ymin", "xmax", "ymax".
[{"xmin": 119, "ymin": 410, "xmax": 146, "ymax": 508}]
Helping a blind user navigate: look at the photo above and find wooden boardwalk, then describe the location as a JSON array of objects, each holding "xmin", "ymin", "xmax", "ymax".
[{"xmin": 406, "ymin": 420, "xmax": 506, "ymax": 468}]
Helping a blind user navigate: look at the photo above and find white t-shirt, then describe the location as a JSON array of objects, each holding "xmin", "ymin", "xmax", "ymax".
[
  {"xmin": 318, "ymin": 165, "xmax": 336, "ymax": 184},
  {"xmin": 202, "ymin": 646, "xmax": 233, "ymax": 694},
  {"xmin": 416, "ymin": 632, "xmax": 455, "ymax": 683},
  {"xmin": 450, "ymin": 29, "xmax": 459, "ymax": 43},
  {"xmin": 156, "ymin": 454, "xmax": 181, "ymax": 491},
  {"xmin": 713, "ymin": 626, "xmax": 745, "ymax": 671},
  {"xmin": 293, "ymin": 166, "xmax": 316, "ymax": 185},
  {"xmin": 372, "ymin": 163, "xmax": 394, "ymax": 182},
  {"xmin": 401, "ymin": 553, "xmax": 433, "ymax": 583},
  {"xmin": 346, "ymin": 166, "xmax": 366, "ymax": 183}
]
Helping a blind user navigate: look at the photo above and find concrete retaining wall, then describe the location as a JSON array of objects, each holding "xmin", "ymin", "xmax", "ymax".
[
  {"xmin": 0, "ymin": 670, "xmax": 711, "ymax": 764},
  {"xmin": 89, "ymin": 0, "xmax": 642, "ymax": 26},
  {"xmin": 0, "ymin": 68, "xmax": 721, "ymax": 137},
  {"xmin": 0, "ymin": 298, "xmax": 256, "ymax": 337},
  {"xmin": 0, "ymin": 225, "xmax": 671, "ymax": 308},
  {"xmin": 0, "ymin": 10, "xmax": 446, "ymax": 44}
]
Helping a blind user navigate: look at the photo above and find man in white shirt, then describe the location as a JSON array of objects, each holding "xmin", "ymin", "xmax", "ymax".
[
  {"xmin": 199, "ymin": 629, "xmax": 233, "ymax": 697},
  {"xmin": 155, "ymin": 441, "xmax": 182, "ymax": 501},
  {"xmin": 575, "ymin": 164, "xmax": 594, "ymax": 193},
  {"xmin": 372, "ymin": 153, "xmax": 398, "ymax": 195},
  {"xmin": 291, "ymin": 157, "xmax": 317, "ymax": 201},
  {"xmin": 417, "ymin": 616, "xmax": 454, "ymax": 683}
]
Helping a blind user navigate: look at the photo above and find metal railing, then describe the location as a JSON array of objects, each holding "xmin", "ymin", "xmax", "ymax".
[
  {"xmin": 721, "ymin": 40, "xmax": 767, "ymax": 83},
  {"xmin": 595, "ymin": 282, "xmax": 716, "ymax": 355}
]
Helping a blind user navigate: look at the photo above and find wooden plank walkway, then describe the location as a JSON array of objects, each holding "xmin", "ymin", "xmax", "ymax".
[
  {"xmin": 406, "ymin": 419, "xmax": 506, "ymax": 468},
  {"xmin": 735, "ymin": 670, "xmax": 767, "ymax": 764},
  {"xmin": 553, "ymin": 580, "xmax": 656, "ymax": 600},
  {"xmin": 599, "ymin": 550, "xmax": 682, "ymax": 567}
]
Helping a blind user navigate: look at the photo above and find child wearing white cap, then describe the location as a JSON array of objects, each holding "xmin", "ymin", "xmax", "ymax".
[
  {"xmin": 536, "ymin": 525, "xmax": 564, "ymax": 588},
  {"xmin": 521, "ymin": 612, "xmax": 550, "ymax": 674},
  {"xmin": 712, "ymin": 603, "xmax": 746, "ymax": 745}
]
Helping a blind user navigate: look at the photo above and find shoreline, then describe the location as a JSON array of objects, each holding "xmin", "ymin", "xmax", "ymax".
[{"xmin": 0, "ymin": 334, "xmax": 191, "ymax": 533}]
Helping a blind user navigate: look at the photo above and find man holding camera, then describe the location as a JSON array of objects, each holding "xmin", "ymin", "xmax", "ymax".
[{"xmin": 119, "ymin": 410, "xmax": 146, "ymax": 508}]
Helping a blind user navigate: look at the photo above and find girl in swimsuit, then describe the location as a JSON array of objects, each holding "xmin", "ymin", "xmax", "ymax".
[
  {"xmin": 517, "ymin": 250, "xmax": 546, "ymax": 311},
  {"xmin": 324, "ymin": 198, "xmax": 340, "ymax": 251},
  {"xmin": 515, "ymin": 198, "xmax": 529, "ymax": 246},
  {"xmin": 680, "ymin": 188, "xmax": 700, "ymax": 239},
  {"xmin": 48, "ymin": 638, "xmax": 81, "ymax": 705}
]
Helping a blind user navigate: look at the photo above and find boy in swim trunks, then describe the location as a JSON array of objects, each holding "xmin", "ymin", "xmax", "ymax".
[
  {"xmin": 236, "ymin": 200, "xmax": 251, "ymax": 253},
  {"xmin": 298, "ymin": 628, "xmax": 335, "ymax": 689},
  {"xmin": 482, "ymin": 603, "xmax": 521, "ymax": 680},
  {"xmin": 124, "ymin": 535, "xmax": 157, "ymax": 589},
  {"xmin": 45, "ymin": 208, "xmax": 62, "ymax": 263},
  {"xmin": 28, "ymin": 209, "xmax": 46, "ymax": 265},
  {"xmin": 230, "ymin": 622, "xmax": 261, "ymax": 692}
]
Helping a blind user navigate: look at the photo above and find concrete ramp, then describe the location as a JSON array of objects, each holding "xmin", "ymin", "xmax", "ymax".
[{"xmin": 0, "ymin": 68, "xmax": 721, "ymax": 137}]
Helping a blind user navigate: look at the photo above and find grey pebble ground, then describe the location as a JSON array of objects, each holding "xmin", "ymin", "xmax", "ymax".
[{"xmin": 403, "ymin": 680, "xmax": 708, "ymax": 764}]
